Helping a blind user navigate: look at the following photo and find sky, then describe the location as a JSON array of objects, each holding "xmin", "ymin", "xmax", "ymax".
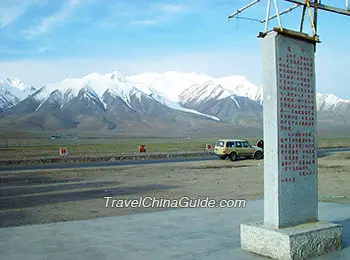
[{"xmin": 0, "ymin": 0, "xmax": 349, "ymax": 99}]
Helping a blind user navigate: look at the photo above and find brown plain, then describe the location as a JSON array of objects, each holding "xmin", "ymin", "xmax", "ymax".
[{"xmin": 0, "ymin": 152, "xmax": 349, "ymax": 228}]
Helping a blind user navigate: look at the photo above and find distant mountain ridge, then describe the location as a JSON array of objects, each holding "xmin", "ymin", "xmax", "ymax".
[
  {"xmin": 0, "ymin": 71, "xmax": 349, "ymax": 133},
  {"xmin": 0, "ymin": 77, "xmax": 36, "ymax": 112}
]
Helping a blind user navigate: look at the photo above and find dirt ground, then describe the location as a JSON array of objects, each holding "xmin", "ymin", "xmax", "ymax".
[{"xmin": 0, "ymin": 152, "xmax": 349, "ymax": 228}]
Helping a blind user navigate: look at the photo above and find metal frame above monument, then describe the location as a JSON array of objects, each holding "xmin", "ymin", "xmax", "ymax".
[
  {"xmin": 228, "ymin": 0, "xmax": 350, "ymax": 44},
  {"xmin": 227, "ymin": 1, "xmax": 348, "ymax": 259}
]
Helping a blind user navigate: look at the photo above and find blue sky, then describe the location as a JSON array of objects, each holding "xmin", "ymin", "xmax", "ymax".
[{"xmin": 0, "ymin": 0, "xmax": 349, "ymax": 99}]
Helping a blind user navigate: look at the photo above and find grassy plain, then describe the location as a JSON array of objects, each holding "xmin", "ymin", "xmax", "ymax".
[{"xmin": 1, "ymin": 134, "xmax": 350, "ymax": 160}]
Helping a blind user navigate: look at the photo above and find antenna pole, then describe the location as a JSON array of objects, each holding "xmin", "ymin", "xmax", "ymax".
[
  {"xmin": 228, "ymin": 0, "xmax": 349, "ymax": 41},
  {"xmin": 264, "ymin": 0, "xmax": 272, "ymax": 32},
  {"xmin": 284, "ymin": 0, "xmax": 350, "ymax": 16},
  {"xmin": 228, "ymin": 0, "xmax": 261, "ymax": 19},
  {"xmin": 305, "ymin": 0, "xmax": 317, "ymax": 38},
  {"xmin": 314, "ymin": 0, "xmax": 318, "ymax": 35},
  {"xmin": 313, "ymin": 0, "xmax": 318, "ymax": 51},
  {"xmin": 260, "ymin": 4, "xmax": 300, "ymax": 23},
  {"xmin": 273, "ymin": 0, "xmax": 283, "ymax": 30},
  {"xmin": 300, "ymin": 4, "xmax": 307, "ymax": 32}
]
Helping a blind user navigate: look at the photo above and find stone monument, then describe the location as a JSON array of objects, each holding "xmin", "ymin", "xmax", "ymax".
[{"xmin": 239, "ymin": 28, "xmax": 343, "ymax": 260}]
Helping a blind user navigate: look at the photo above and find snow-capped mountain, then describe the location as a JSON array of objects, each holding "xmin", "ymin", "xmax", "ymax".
[
  {"xmin": 127, "ymin": 71, "xmax": 263, "ymax": 122},
  {"xmin": 1, "ymin": 71, "xmax": 350, "ymax": 132},
  {"xmin": 178, "ymin": 80, "xmax": 263, "ymax": 125},
  {"xmin": 316, "ymin": 93, "xmax": 350, "ymax": 113},
  {"xmin": 0, "ymin": 77, "xmax": 36, "ymax": 112},
  {"xmin": 9, "ymin": 71, "xmax": 220, "ymax": 121},
  {"xmin": 179, "ymin": 81, "xmax": 233, "ymax": 105},
  {"xmin": 127, "ymin": 71, "xmax": 263, "ymax": 105},
  {"xmin": 128, "ymin": 71, "xmax": 212, "ymax": 102}
]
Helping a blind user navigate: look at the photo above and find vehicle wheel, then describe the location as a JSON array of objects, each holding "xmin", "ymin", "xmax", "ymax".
[
  {"xmin": 219, "ymin": 155, "xmax": 228, "ymax": 160},
  {"xmin": 229, "ymin": 152, "xmax": 237, "ymax": 161},
  {"xmin": 254, "ymin": 151, "xmax": 263, "ymax": 160}
]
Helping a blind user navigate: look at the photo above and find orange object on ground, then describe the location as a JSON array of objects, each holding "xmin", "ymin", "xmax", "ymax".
[{"xmin": 139, "ymin": 145, "xmax": 146, "ymax": 153}]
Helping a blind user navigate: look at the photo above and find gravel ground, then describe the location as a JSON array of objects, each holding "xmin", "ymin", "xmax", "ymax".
[{"xmin": 0, "ymin": 153, "xmax": 349, "ymax": 228}]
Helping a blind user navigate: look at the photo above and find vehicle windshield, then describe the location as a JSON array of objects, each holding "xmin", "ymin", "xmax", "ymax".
[
  {"xmin": 242, "ymin": 141, "xmax": 251, "ymax": 147},
  {"xmin": 216, "ymin": 141, "xmax": 224, "ymax": 147}
]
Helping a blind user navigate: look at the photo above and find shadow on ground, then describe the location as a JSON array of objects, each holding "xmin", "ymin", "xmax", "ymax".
[
  {"xmin": 0, "ymin": 181, "xmax": 121, "ymax": 197},
  {"xmin": 189, "ymin": 165, "xmax": 253, "ymax": 169},
  {"xmin": 333, "ymin": 218, "xmax": 350, "ymax": 249},
  {"xmin": 0, "ymin": 175, "xmax": 82, "ymax": 187},
  {"xmin": 0, "ymin": 184, "xmax": 179, "ymax": 211}
]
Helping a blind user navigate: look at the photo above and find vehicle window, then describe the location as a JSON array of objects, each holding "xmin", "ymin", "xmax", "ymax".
[
  {"xmin": 235, "ymin": 141, "xmax": 242, "ymax": 147},
  {"xmin": 216, "ymin": 141, "xmax": 224, "ymax": 147},
  {"xmin": 226, "ymin": 141, "xmax": 235, "ymax": 148},
  {"xmin": 242, "ymin": 142, "xmax": 250, "ymax": 148}
]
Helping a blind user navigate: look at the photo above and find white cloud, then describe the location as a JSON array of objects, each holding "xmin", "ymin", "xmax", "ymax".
[
  {"xmin": 105, "ymin": 2, "xmax": 191, "ymax": 28},
  {"xmin": 0, "ymin": 46, "xmax": 50, "ymax": 55},
  {"xmin": 0, "ymin": 51, "xmax": 262, "ymax": 87},
  {"xmin": 24, "ymin": 0, "xmax": 82, "ymax": 38},
  {"xmin": 0, "ymin": 49, "xmax": 348, "ymax": 100},
  {"xmin": 156, "ymin": 4, "xmax": 186, "ymax": 13},
  {"xmin": 0, "ymin": 6, "xmax": 25, "ymax": 28},
  {"xmin": 0, "ymin": 0, "xmax": 43, "ymax": 28},
  {"xmin": 0, "ymin": 49, "xmax": 350, "ymax": 99},
  {"xmin": 130, "ymin": 20, "xmax": 158, "ymax": 26}
]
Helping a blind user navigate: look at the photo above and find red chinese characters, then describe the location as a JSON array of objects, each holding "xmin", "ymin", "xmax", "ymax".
[{"xmin": 278, "ymin": 48, "xmax": 316, "ymax": 183}]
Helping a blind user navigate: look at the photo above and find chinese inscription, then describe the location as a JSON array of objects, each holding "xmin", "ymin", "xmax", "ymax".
[{"xmin": 277, "ymin": 43, "xmax": 317, "ymax": 184}]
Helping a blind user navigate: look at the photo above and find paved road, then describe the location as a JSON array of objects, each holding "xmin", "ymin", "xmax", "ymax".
[
  {"xmin": 0, "ymin": 156, "xmax": 216, "ymax": 172},
  {"xmin": 1, "ymin": 147, "xmax": 350, "ymax": 172}
]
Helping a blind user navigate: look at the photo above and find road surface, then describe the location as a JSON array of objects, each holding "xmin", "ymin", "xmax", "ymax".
[{"xmin": 1, "ymin": 147, "xmax": 350, "ymax": 172}]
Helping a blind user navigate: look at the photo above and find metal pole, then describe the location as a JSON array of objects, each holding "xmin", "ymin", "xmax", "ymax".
[
  {"xmin": 306, "ymin": 0, "xmax": 317, "ymax": 36},
  {"xmin": 264, "ymin": 0, "xmax": 272, "ymax": 32},
  {"xmin": 260, "ymin": 4, "xmax": 300, "ymax": 23},
  {"xmin": 314, "ymin": 0, "xmax": 318, "ymax": 51},
  {"xmin": 273, "ymin": 0, "xmax": 283, "ymax": 30},
  {"xmin": 300, "ymin": 5, "xmax": 307, "ymax": 32},
  {"xmin": 228, "ymin": 0, "xmax": 261, "ymax": 19},
  {"xmin": 284, "ymin": 0, "xmax": 350, "ymax": 16},
  {"xmin": 314, "ymin": 0, "xmax": 318, "ymax": 35},
  {"xmin": 346, "ymin": 0, "xmax": 349, "ymax": 10}
]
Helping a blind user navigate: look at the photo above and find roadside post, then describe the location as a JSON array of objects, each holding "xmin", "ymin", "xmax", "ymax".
[
  {"xmin": 205, "ymin": 144, "xmax": 212, "ymax": 152},
  {"xmin": 139, "ymin": 145, "xmax": 146, "ymax": 153},
  {"xmin": 59, "ymin": 147, "xmax": 68, "ymax": 157}
]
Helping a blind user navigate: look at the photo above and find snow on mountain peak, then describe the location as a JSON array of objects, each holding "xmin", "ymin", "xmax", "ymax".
[
  {"xmin": 316, "ymin": 92, "xmax": 350, "ymax": 111},
  {"xmin": 0, "ymin": 77, "xmax": 36, "ymax": 109},
  {"xmin": 105, "ymin": 71, "xmax": 127, "ymax": 83},
  {"xmin": 179, "ymin": 80, "xmax": 232, "ymax": 105},
  {"xmin": 79, "ymin": 85, "xmax": 100, "ymax": 101},
  {"xmin": 317, "ymin": 93, "xmax": 348, "ymax": 103},
  {"xmin": 82, "ymin": 72, "xmax": 101, "ymax": 80},
  {"xmin": 128, "ymin": 71, "xmax": 265, "ymax": 105},
  {"xmin": 129, "ymin": 71, "xmax": 213, "ymax": 103},
  {"xmin": 126, "ymin": 72, "xmax": 160, "ymax": 95},
  {"xmin": 0, "ymin": 76, "xmax": 35, "ymax": 92},
  {"xmin": 34, "ymin": 71, "xmax": 127, "ymax": 103},
  {"xmin": 215, "ymin": 76, "xmax": 263, "ymax": 104}
]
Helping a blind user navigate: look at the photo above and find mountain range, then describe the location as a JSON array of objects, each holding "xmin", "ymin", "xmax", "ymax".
[{"xmin": 0, "ymin": 71, "xmax": 349, "ymax": 136}]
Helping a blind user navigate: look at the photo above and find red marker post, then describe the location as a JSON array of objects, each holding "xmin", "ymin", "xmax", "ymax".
[
  {"xmin": 206, "ymin": 144, "xmax": 212, "ymax": 151},
  {"xmin": 59, "ymin": 147, "xmax": 68, "ymax": 156}
]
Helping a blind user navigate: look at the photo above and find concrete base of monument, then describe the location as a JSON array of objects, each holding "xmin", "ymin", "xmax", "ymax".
[{"xmin": 241, "ymin": 221, "xmax": 342, "ymax": 260}]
